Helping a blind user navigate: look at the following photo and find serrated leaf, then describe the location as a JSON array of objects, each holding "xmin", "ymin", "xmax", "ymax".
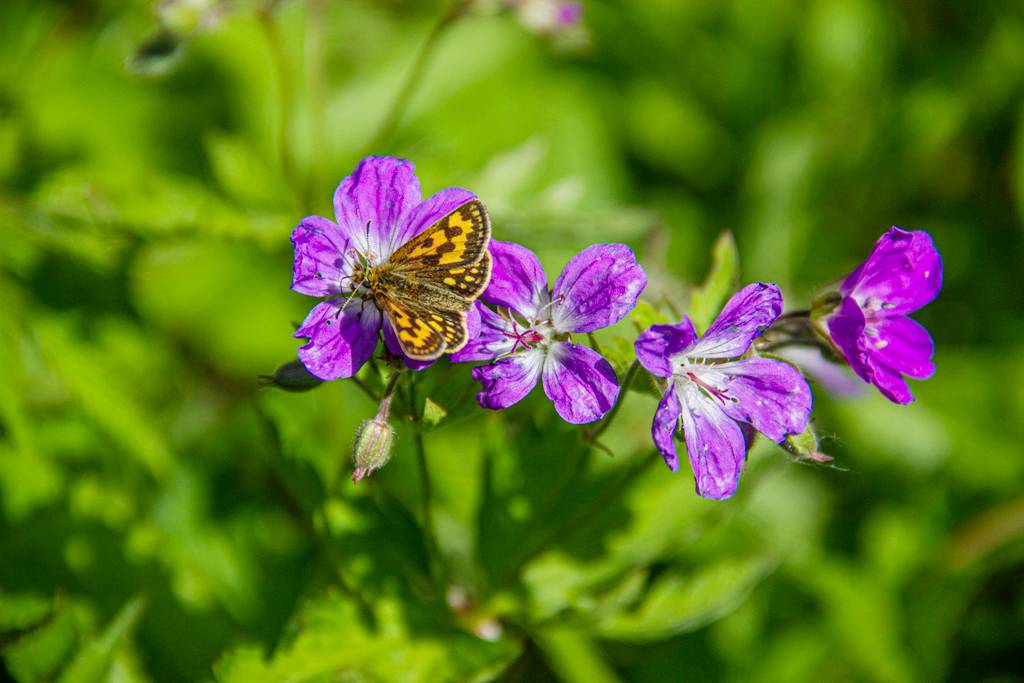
[{"xmin": 689, "ymin": 230, "xmax": 739, "ymax": 332}]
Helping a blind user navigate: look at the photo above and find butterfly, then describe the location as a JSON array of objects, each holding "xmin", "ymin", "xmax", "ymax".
[{"xmin": 354, "ymin": 199, "xmax": 492, "ymax": 361}]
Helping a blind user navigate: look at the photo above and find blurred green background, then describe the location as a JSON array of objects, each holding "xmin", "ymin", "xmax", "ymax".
[{"xmin": 2, "ymin": 0, "xmax": 1024, "ymax": 681}]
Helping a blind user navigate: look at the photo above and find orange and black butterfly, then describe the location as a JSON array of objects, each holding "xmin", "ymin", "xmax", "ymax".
[{"xmin": 353, "ymin": 199, "xmax": 492, "ymax": 360}]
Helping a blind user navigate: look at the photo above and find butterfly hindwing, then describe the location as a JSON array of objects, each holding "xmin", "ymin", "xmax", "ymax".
[
  {"xmin": 379, "ymin": 296, "xmax": 448, "ymax": 360},
  {"xmin": 389, "ymin": 199, "xmax": 491, "ymax": 271}
]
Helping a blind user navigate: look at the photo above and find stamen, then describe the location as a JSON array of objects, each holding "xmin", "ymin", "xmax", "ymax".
[{"xmin": 532, "ymin": 293, "xmax": 562, "ymax": 325}]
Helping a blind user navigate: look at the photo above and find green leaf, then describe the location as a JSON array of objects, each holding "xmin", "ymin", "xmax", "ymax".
[
  {"xmin": 688, "ymin": 231, "xmax": 739, "ymax": 332},
  {"xmin": 213, "ymin": 590, "xmax": 520, "ymax": 683},
  {"xmin": 594, "ymin": 556, "xmax": 776, "ymax": 641},
  {"xmin": 34, "ymin": 319, "xmax": 173, "ymax": 480},
  {"xmin": 422, "ymin": 397, "xmax": 448, "ymax": 428},
  {"xmin": 413, "ymin": 361, "xmax": 480, "ymax": 432},
  {"xmin": 0, "ymin": 591, "xmax": 57, "ymax": 649}
]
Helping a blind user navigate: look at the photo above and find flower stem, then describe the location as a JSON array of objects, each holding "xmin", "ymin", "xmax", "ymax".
[
  {"xmin": 363, "ymin": 1, "xmax": 468, "ymax": 152},
  {"xmin": 406, "ymin": 372, "xmax": 443, "ymax": 584},
  {"xmin": 584, "ymin": 360, "xmax": 640, "ymax": 446}
]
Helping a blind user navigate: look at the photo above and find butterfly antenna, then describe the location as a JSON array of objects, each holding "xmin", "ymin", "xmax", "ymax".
[{"xmin": 336, "ymin": 286, "xmax": 363, "ymax": 316}]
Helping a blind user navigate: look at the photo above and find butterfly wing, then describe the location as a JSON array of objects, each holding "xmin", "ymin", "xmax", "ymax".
[
  {"xmin": 388, "ymin": 199, "xmax": 491, "ymax": 273},
  {"xmin": 378, "ymin": 295, "xmax": 448, "ymax": 360}
]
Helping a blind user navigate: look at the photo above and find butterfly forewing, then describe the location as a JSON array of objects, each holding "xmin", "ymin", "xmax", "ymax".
[{"xmin": 388, "ymin": 200, "xmax": 491, "ymax": 271}]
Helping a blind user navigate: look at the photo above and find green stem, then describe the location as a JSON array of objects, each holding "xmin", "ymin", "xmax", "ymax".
[
  {"xmin": 584, "ymin": 360, "xmax": 640, "ymax": 445},
  {"xmin": 406, "ymin": 372, "xmax": 443, "ymax": 584},
  {"xmin": 363, "ymin": 1, "xmax": 467, "ymax": 152}
]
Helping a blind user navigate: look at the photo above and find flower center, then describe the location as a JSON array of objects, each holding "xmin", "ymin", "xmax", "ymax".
[
  {"xmin": 504, "ymin": 319, "xmax": 554, "ymax": 353},
  {"xmin": 673, "ymin": 360, "xmax": 736, "ymax": 406}
]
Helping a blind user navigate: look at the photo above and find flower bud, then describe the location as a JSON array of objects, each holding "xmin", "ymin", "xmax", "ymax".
[
  {"xmin": 258, "ymin": 360, "xmax": 323, "ymax": 392},
  {"xmin": 782, "ymin": 423, "xmax": 833, "ymax": 463},
  {"xmin": 351, "ymin": 397, "xmax": 396, "ymax": 483}
]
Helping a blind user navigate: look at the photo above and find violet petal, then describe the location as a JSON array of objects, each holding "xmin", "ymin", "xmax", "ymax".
[
  {"xmin": 294, "ymin": 301, "xmax": 381, "ymax": 380},
  {"xmin": 551, "ymin": 244, "xmax": 647, "ymax": 334},
  {"xmin": 689, "ymin": 282, "xmax": 783, "ymax": 359},
  {"xmin": 713, "ymin": 358, "xmax": 813, "ymax": 443},
  {"xmin": 484, "ymin": 240, "xmax": 549, "ymax": 320},
  {"xmin": 333, "ymin": 156, "xmax": 421, "ymax": 264},
  {"xmin": 634, "ymin": 319, "xmax": 699, "ymax": 378},
  {"xmin": 827, "ymin": 296, "xmax": 871, "ymax": 383},
  {"xmin": 542, "ymin": 342, "xmax": 619, "ymax": 424},
  {"xmin": 290, "ymin": 216, "xmax": 351, "ymax": 296},
  {"xmin": 652, "ymin": 385, "xmax": 682, "ymax": 472},
  {"xmin": 864, "ymin": 359, "xmax": 915, "ymax": 405},
  {"xmin": 867, "ymin": 315, "xmax": 935, "ymax": 380},
  {"xmin": 679, "ymin": 384, "xmax": 747, "ymax": 500},
  {"xmin": 841, "ymin": 227, "xmax": 942, "ymax": 316},
  {"xmin": 472, "ymin": 350, "xmax": 544, "ymax": 410}
]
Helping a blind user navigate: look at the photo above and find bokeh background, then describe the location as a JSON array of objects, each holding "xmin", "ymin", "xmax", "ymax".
[{"xmin": 2, "ymin": 1, "xmax": 1024, "ymax": 681}]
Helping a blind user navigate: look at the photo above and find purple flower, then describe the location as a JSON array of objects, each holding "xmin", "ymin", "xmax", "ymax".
[
  {"xmin": 290, "ymin": 156, "xmax": 476, "ymax": 380},
  {"xmin": 453, "ymin": 240, "xmax": 646, "ymax": 424},
  {"xmin": 556, "ymin": 2, "xmax": 583, "ymax": 26},
  {"xmin": 634, "ymin": 283, "xmax": 813, "ymax": 500},
  {"xmin": 513, "ymin": 0, "xmax": 583, "ymax": 34},
  {"xmin": 822, "ymin": 227, "xmax": 942, "ymax": 404}
]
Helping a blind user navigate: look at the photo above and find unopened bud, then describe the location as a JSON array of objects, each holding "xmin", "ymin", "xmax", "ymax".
[
  {"xmin": 258, "ymin": 360, "xmax": 323, "ymax": 392},
  {"xmin": 783, "ymin": 423, "xmax": 833, "ymax": 463},
  {"xmin": 352, "ymin": 393, "xmax": 396, "ymax": 483}
]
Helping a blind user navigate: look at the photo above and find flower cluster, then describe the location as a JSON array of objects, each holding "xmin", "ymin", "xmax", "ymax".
[{"xmin": 289, "ymin": 157, "xmax": 944, "ymax": 498}]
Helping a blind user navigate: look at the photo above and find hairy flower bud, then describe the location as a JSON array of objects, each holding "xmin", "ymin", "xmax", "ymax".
[
  {"xmin": 351, "ymin": 418, "xmax": 395, "ymax": 483},
  {"xmin": 351, "ymin": 392, "xmax": 396, "ymax": 483}
]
